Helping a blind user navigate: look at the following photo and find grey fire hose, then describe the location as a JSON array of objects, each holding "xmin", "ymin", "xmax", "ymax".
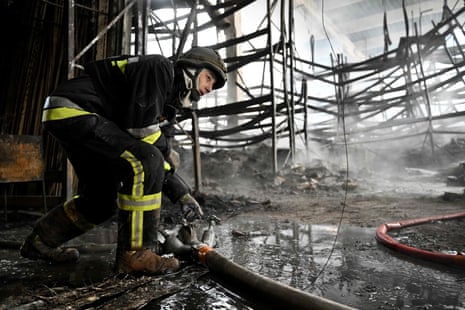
[
  {"xmin": 161, "ymin": 217, "xmax": 356, "ymax": 310},
  {"xmin": 204, "ymin": 250, "xmax": 354, "ymax": 310}
]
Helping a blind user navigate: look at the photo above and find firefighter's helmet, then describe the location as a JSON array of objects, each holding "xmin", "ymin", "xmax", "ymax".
[{"xmin": 176, "ymin": 47, "xmax": 227, "ymax": 89}]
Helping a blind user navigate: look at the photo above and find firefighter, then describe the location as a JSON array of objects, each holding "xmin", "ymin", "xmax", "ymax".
[{"xmin": 20, "ymin": 47, "xmax": 227, "ymax": 275}]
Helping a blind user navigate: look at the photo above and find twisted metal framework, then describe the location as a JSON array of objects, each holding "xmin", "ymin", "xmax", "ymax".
[
  {"xmin": 149, "ymin": 0, "xmax": 298, "ymax": 173},
  {"xmin": 297, "ymin": 5, "xmax": 465, "ymax": 150},
  {"xmin": 3, "ymin": 0, "xmax": 465, "ymax": 194},
  {"xmin": 147, "ymin": 2, "xmax": 465, "ymax": 170}
]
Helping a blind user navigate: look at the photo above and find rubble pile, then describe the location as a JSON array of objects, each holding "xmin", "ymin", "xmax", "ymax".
[
  {"xmin": 402, "ymin": 138, "xmax": 465, "ymax": 168},
  {"xmin": 196, "ymin": 144, "xmax": 353, "ymax": 194},
  {"xmin": 166, "ymin": 144, "xmax": 356, "ymax": 220},
  {"xmin": 171, "ymin": 140, "xmax": 465, "ymax": 218}
]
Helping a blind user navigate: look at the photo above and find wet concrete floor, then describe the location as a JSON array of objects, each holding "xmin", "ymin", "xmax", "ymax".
[{"xmin": 1, "ymin": 216, "xmax": 464, "ymax": 309}]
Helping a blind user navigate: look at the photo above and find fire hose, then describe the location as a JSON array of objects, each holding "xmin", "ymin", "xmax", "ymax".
[
  {"xmin": 376, "ymin": 211, "xmax": 465, "ymax": 267},
  {"xmin": 161, "ymin": 216, "xmax": 355, "ymax": 310}
]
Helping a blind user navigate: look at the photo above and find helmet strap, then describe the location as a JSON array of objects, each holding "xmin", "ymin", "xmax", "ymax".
[{"xmin": 178, "ymin": 68, "xmax": 201, "ymax": 108}]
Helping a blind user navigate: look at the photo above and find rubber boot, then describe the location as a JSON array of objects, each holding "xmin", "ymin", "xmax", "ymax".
[
  {"xmin": 114, "ymin": 209, "xmax": 179, "ymax": 275},
  {"xmin": 143, "ymin": 209, "xmax": 164, "ymax": 255},
  {"xmin": 20, "ymin": 233, "xmax": 80, "ymax": 263},
  {"xmin": 20, "ymin": 202, "xmax": 92, "ymax": 263},
  {"xmin": 115, "ymin": 249, "xmax": 179, "ymax": 274}
]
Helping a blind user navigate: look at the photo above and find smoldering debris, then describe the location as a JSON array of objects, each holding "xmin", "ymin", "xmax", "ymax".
[{"xmin": 175, "ymin": 138, "xmax": 465, "ymax": 211}]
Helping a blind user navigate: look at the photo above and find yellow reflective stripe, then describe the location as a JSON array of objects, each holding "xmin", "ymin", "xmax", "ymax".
[
  {"xmin": 118, "ymin": 192, "xmax": 162, "ymax": 211},
  {"xmin": 131, "ymin": 210, "xmax": 144, "ymax": 249},
  {"xmin": 112, "ymin": 59, "xmax": 128, "ymax": 73},
  {"xmin": 120, "ymin": 150, "xmax": 144, "ymax": 197},
  {"xmin": 164, "ymin": 161, "xmax": 172, "ymax": 171},
  {"xmin": 141, "ymin": 129, "xmax": 162, "ymax": 144},
  {"xmin": 63, "ymin": 197, "xmax": 95, "ymax": 231},
  {"xmin": 128, "ymin": 125, "xmax": 160, "ymax": 139},
  {"xmin": 42, "ymin": 107, "xmax": 94, "ymax": 122}
]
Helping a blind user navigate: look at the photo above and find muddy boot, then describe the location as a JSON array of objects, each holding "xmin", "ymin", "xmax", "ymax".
[
  {"xmin": 20, "ymin": 201, "xmax": 94, "ymax": 263},
  {"xmin": 20, "ymin": 233, "xmax": 80, "ymax": 263},
  {"xmin": 115, "ymin": 249, "xmax": 179, "ymax": 274},
  {"xmin": 115, "ymin": 209, "xmax": 179, "ymax": 275}
]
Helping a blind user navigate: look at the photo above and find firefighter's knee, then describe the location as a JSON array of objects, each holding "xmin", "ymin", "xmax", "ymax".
[{"xmin": 121, "ymin": 142, "xmax": 165, "ymax": 194}]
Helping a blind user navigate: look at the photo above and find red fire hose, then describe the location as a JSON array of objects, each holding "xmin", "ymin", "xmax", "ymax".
[{"xmin": 376, "ymin": 211, "xmax": 465, "ymax": 267}]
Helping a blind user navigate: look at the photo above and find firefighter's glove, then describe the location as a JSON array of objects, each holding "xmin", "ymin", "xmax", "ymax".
[{"xmin": 179, "ymin": 193, "xmax": 204, "ymax": 221}]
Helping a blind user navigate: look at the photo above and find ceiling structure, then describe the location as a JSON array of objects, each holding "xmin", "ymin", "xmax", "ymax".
[
  {"xmin": 2, "ymin": 0, "xmax": 464, "ymax": 175},
  {"xmin": 296, "ymin": 0, "xmax": 449, "ymax": 62},
  {"xmin": 149, "ymin": 0, "xmax": 453, "ymax": 65},
  {"xmin": 141, "ymin": 1, "xmax": 465, "ymax": 167}
]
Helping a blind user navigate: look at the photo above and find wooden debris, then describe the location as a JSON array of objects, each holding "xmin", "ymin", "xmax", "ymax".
[{"xmin": 15, "ymin": 266, "xmax": 208, "ymax": 309}]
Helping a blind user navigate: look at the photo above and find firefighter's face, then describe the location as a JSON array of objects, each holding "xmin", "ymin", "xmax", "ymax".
[{"xmin": 196, "ymin": 69, "xmax": 216, "ymax": 96}]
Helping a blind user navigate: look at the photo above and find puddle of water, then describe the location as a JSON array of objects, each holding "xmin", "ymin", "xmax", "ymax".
[
  {"xmin": 1, "ymin": 217, "xmax": 465, "ymax": 309},
  {"xmin": 173, "ymin": 217, "xmax": 465, "ymax": 309},
  {"xmin": 155, "ymin": 279, "xmax": 254, "ymax": 310}
]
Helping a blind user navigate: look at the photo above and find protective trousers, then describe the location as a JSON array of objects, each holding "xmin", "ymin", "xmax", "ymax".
[{"xmin": 39, "ymin": 109, "xmax": 165, "ymax": 258}]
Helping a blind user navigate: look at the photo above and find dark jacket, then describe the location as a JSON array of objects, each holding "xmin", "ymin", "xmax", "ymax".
[{"xmin": 52, "ymin": 55, "xmax": 176, "ymax": 131}]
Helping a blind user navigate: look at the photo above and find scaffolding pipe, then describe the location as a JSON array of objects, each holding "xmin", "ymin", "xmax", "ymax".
[
  {"xmin": 267, "ymin": 0, "xmax": 277, "ymax": 174},
  {"xmin": 68, "ymin": 0, "xmax": 75, "ymax": 79},
  {"xmin": 66, "ymin": 0, "xmax": 76, "ymax": 201},
  {"xmin": 136, "ymin": 0, "xmax": 149, "ymax": 55},
  {"xmin": 72, "ymin": 1, "xmax": 135, "ymax": 63},
  {"xmin": 190, "ymin": 0, "xmax": 202, "ymax": 194},
  {"xmin": 280, "ymin": 0, "xmax": 292, "ymax": 163},
  {"xmin": 288, "ymin": 0, "xmax": 296, "ymax": 160},
  {"xmin": 414, "ymin": 23, "xmax": 435, "ymax": 154},
  {"xmin": 175, "ymin": 5, "xmax": 196, "ymax": 59},
  {"xmin": 302, "ymin": 80, "xmax": 308, "ymax": 150},
  {"xmin": 191, "ymin": 111, "xmax": 202, "ymax": 194}
]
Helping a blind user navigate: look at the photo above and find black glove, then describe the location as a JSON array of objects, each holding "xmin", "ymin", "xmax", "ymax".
[
  {"xmin": 163, "ymin": 172, "xmax": 190, "ymax": 203},
  {"xmin": 178, "ymin": 193, "xmax": 203, "ymax": 221}
]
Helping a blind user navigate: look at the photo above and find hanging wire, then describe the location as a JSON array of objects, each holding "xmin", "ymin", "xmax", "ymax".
[{"xmin": 310, "ymin": 0, "xmax": 350, "ymax": 286}]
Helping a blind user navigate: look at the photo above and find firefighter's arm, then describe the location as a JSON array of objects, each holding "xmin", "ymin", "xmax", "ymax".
[{"xmin": 163, "ymin": 172, "xmax": 203, "ymax": 220}]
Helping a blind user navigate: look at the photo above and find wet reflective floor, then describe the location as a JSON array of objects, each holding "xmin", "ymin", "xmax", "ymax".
[{"xmin": 1, "ymin": 216, "xmax": 465, "ymax": 309}]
